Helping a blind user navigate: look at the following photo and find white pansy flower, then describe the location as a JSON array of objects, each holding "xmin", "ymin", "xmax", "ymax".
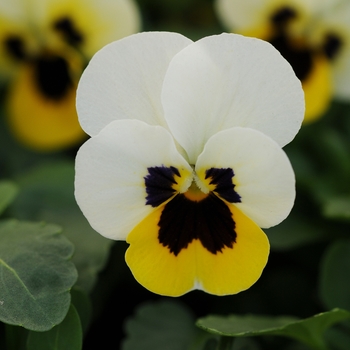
[{"xmin": 75, "ymin": 32, "xmax": 304, "ymax": 296}]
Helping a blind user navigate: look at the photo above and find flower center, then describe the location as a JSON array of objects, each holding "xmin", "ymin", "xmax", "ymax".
[
  {"xmin": 183, "ymin": 181, "xmax": 208, "ymax": 202},
  {"xmin": 144, "ymin": 165, "xmax": 241, "ymax": 256},
  {"xmin": 34, "ymin": 55, "xmax": 73, "ymax": 100}
]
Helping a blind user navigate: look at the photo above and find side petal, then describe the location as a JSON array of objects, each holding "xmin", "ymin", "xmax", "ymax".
[
  {"xmin": 125, "ymin": 199, "xmax": 269, "ymax": 296},
  {"xmin": 195, "ymin": 127, "xmax": 295, "ymax": 229},
  {"xmin": 74, "ymin": 119, "xmax": 192, "ymax": 240},
  {"xmin": 161, "ymin": 33, "xmax": 304, "ymax": 163},
  {"xmin": 76, "ymin": 32, "xmax": 193, "ymax": 136}
]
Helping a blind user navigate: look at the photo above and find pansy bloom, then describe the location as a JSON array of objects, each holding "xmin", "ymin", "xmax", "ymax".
[
  {"xmin": 215, "ymin": 0, "xmax": 350, "ymax": 123},
  {"xmin": 0, "ymin": 0, "xmax": 140, "ymax": 151},
  {"xmin": 75, "ymin": 32, "xmax": 304, "ymax": 296}
]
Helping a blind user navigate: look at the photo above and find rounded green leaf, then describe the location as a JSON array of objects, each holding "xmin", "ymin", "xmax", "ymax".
[
  {"xmin": 27, "ymin": 304, "xmax": 82, "ymax": 350},
  {"xmin": 70, "ymin": 287, "xmax": 92, "ymax": 334},
  {"xmin": 196, "ymin": 309, "xmax": 350, "ymax": 350},
  {"xmin": 122, "ymin": 300, "xmax": 197, "ymax": 350},
  {"xmin": 322, "ymin": 196, "xmax": 350, "ymax": 221},
  {"xmin": 12, "ymin": 161, "xmax": 112, "ymax": 293},
  {"xmin": 0, "ymin": 220, "xmax": 77, "ymax": 331}
]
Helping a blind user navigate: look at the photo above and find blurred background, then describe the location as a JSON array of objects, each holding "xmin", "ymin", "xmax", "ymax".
[{"xmin": 1, "ymin": 0, "xmax": 350, "ymax": 349}]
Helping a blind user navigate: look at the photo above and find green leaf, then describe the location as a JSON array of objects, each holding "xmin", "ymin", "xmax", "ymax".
[
  {"xmin": 70, "ymin": 287, "xmax": 92, "ymax": 334},
  {"xmin": 322, "ymin": 196, "xmax": 350, "ymax": 221},
  {"xmin": 122, "ymin": 299, "xmax": 197, "ymax": 350},
  {"xmin": 12, "ymin": 161, "xmax": 112, "ymax": 292},
  {"xmin": 324, "ymin": 326, "xmax": 350, "ymax": 350},
  {"xmin": 196, "ymin": 309, "xmax": 350, "ymax": 350},
  {"xmin": 0, "ymin": 180, "xmax": 19, "ymax": 215},
  {"xmin": 4, "ymin": 324, "xmax": 28, "ymax": 350},
  {"xmin": 0, "ymin": 220, "xmax": 77, "ymax": 331},
  {"xmin": 266, "ymin": 210, "xmax": 327, "ymax": 250},
  {"xmin": 320, "ymin": 239, "xmax": 350, "ymax": 310},
  {"xmin": 26, "ymin": 304, "xmax": 82, "ymax": 350}
]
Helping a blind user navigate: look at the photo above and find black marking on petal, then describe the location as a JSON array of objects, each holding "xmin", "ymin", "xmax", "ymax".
[
  {"xmin": 145, "ymin": 166, "xmax": 180, "ymax": 207},
  {"xmin": 158, "ymin": 193, "xmax": 236, "ymax": 256},
  {"xmin": 323, "ymin": 33, "xmax": 342, "ymax": 60},
  {"xmin": 205, "ymin": 168, "xmax": 241, "ymax": 203},
  {"xmin": 53, "ymin": 17, "xmax": 83, "ymax": 46},
  {"xmin": 270, "ymin": 6, "xmax": 297, "ymax": 27},
  {"xmin": 269, "ymin": 6, "xmax": 313, "ymax": 81},
  {"xmin": 270, "ymin": 34, "xmax": 313, "ymax": 81},
  {"xmin": 4, "ymin": 36, "xmax": 26, "ymax": 61},
  {"xmin": 34, "ymin": 55, "xmax": 73, "ymax": 100}
]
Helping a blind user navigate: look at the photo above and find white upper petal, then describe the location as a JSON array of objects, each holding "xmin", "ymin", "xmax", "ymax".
[
  {"xmin": 195, "ymin": 127, "xmax": 295, "ymax": 228},
  {"xmin": 74, "ymin": 119, "xmax": 192, "ymax": 240},
  {"xmin": 161, "ymin": 33, "xmax": 304, "ymax": 163},
  {"xmin": 76, "ymin": 31, "xmax": 193, "ymax": 136}
]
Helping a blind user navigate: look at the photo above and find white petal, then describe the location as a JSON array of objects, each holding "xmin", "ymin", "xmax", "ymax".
[
  {"xmin": 195, "ymin": 127, "xmax": 295, "ymax": 228},
  {"xmin": 76, "ymin": 32, "xmax": 193, "ymax": 136},
  {"xmin": 75, "ymin": 119, "xmax": 192, "ymax": 240},
  {"xmin": 162, "ymin": 33, "xmax": 304, "ymax": 164}
]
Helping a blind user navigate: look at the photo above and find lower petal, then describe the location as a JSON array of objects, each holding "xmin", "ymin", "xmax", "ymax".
[
  {"xmin": 6, "ymin": 65, "xmax": 86, "ymax": 151},
  {"xmin": 125, "ymin": 201, "xmax": 269, "ymax": 296},
  {"xmin": 125, "ymin": 205, "xmax": 197, "ymax": 296},
  {"xmin": 302, "ymin": 54, "xmax": 333, "ymax": 123},
  {"xmin": 195, "ymin": 204, "xmax": 269, "ymax": 296}
]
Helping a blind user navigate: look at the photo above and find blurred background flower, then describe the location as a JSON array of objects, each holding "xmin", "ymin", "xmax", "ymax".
[
  {"xmin": 215, "ymin": 0, "xmax": 350, "ymax": 123},
  {"xmin": 0, "ymin": 0, "xmax": 141, "ymax": 151}
]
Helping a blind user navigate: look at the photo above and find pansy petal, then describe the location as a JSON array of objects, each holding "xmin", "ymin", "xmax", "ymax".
[
  {"xmin": 161, "ymin": 33, "xmax": 304, "ymax": 163},
  {"xmin": 0, "ymin": 0, "xmax": 32, "ymax": 77},
  {"xmin": 314, "ymin": 1, "xmax": 350, "ymax": 100},
  {"xmin": 76, "ymin": 32, "xmax": 193, "ymax": 136},
  {"xmin": 31, "ymin": 0, "xmax": 141, "ymax": 58},
  {"xmin": 125, "ymin": 199, "xmax": 269, "ymax": 296},
  {"xmin": 214, "ymin": 0, "xmax": 270, "ymax": 31},
  {"xmin": 75, "ymin": 119, "xmax": 192, "ymax": 240},
  {"xmin": 215, "ymin": 0, "xmax": 320, "ymax": 33},
  {"xmin": 6, "ymin": 64, "xmax": 86, "ymax": 151},
  {"xmin": 195, "ymin": 127, "xmax": 295, "ymax": 228},
  {"xmin": 194, "ymin": 205, "xmax": 269, "ymax": 295}
]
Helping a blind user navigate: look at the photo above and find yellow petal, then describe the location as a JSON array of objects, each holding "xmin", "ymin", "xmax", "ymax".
[
  {"xmin": 125, "ymin": 200, "xmax": 269, "ymax": 296},
  {"xmin": 302, "ymin": 54, "xmax": 333, "ymax": 123},
  {"xmin": 195, "ymin": 204, "xmax": 269, "ymax": 295},
  {"xmin": 6, "ymin": 64, "xmax": 86, "ymax": 151},
  {"xmin": 125, "ymin": 204, "xmax": 197, "ymax": 297}
]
